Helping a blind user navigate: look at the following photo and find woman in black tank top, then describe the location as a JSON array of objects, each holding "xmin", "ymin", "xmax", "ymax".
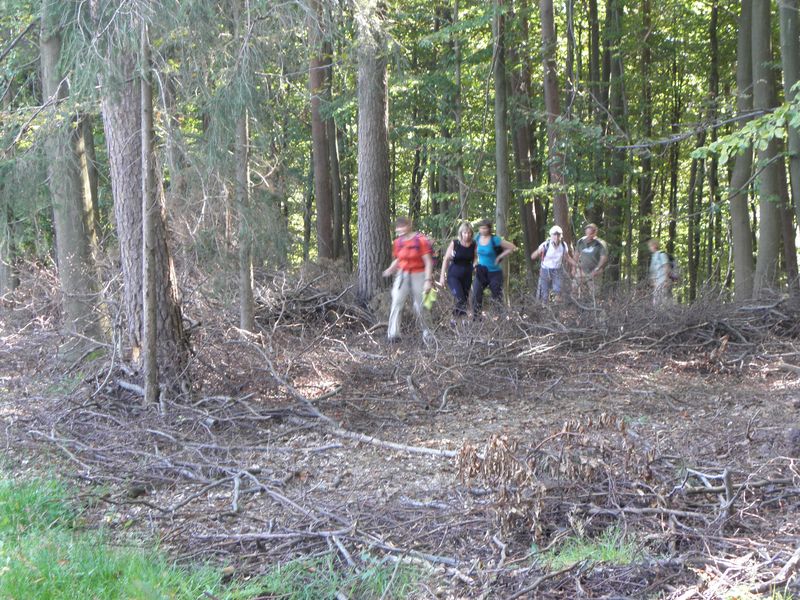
[{"xmin": 438, "ymin": 222, "xmax": 476, "ymax": 318}]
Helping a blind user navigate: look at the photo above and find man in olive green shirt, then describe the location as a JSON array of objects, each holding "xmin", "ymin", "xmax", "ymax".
[{"xmin": 572, "ymin": 223, "xmax": 608, "ymax": 301}]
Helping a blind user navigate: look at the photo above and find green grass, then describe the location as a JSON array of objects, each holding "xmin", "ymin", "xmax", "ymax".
[
  {"xmin": 540, "ymin": 527, "xmax": 643, "ymax": 570},
  {"xmin": 258, "ymin": 553, "xmax": 419, "ymax": 600},
  {"xmin": 0, "ymin": 476, "xmax": 419, "ymax": 599}
]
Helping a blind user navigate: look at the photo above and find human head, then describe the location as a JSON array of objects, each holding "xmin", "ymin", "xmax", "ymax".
[
  {"xmin": 395, "ymin": 216, "xmax": 412, "ymax": 236},
  {"xmin": 648, "ymin": 238, "xmax": 660, "ymax": 252},
  {"xmin": 477, "ymin": 218, "xmax": 493, "ymax": 236},
  {"xmin": 549, "ymin": 225, "xmax": 563, "ymax": 243},
  {"xmin": 458, "ymin": 222, "xmax": 474, "ymax": 243},
  {"xmin": 584, "ymin": 223, "xmax": 598, "ymax": 240}
]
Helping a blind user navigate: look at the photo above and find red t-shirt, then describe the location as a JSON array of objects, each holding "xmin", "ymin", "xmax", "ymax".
[{"xmin": 393, "ymin": 233, "xmax": 432, "ymax": 273}]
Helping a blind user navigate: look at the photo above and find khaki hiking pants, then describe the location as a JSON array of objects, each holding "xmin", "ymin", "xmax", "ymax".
[{"xmin": 388, "ymin": 271, "xmax": 430, "ymax": 340}]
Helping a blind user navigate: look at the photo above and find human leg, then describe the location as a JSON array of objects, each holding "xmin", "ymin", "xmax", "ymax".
[
  {"xmin": 447, "ymin": 266, "xmax": 469, "ymax": 316},
  {"xmin": 488, "ymin": 270, "xmax": 503, "ymax": 305},
  {"xmin": 472, "ymin": 267, "xmax": 489, "ymax": 314},
  {"xmin": 408, "ymin": 271, "xmax": 430, "ymax": 337},
  {"xmin": 537, "ymin": 268, "xmax": 552, "ymax": 302},
  {"xmin": 388, "ymin": 272, "xmax": 410, "ymax": 339}
]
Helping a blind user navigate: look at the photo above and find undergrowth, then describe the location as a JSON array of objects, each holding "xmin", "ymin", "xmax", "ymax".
[{"xmin": 0, "ymin": 476, "xmax": 419, "ymax": 599}]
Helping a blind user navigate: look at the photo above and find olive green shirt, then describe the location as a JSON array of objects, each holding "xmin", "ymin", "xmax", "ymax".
[{"xmin": 575, "ymin": 236, "xmax": 608, "ymax": 272}]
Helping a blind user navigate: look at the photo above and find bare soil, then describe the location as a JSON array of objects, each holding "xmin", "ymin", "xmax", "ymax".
[{"xmin": 1, "ymin": 271, "xmax": 799, "ymax": 599}]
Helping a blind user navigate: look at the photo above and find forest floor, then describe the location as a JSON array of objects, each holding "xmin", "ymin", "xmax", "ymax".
[{"xmin": 1, "ymin": 267, "xmax": 800, "ymax": 599}]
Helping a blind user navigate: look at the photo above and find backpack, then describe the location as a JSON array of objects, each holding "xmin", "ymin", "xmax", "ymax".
[
  {"xmin": 664, "ymin": 252, "xmax": 680, "ymax": 282},
  {"xmin": 492, "ymin": 236, "xmax": 504, "ymax": 262},
  {"xmin": 541, "ymin": 240, "xmax": 565, "ymax": 260}
]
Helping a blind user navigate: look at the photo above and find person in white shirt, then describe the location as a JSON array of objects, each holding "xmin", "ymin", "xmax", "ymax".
[
  {"xmin": 648, "ymin": 239, "xmax": 672, "ymax": 306},
  {"xmin": 530, "ymin": 225, "xmax": 576, "ymax": 303}
]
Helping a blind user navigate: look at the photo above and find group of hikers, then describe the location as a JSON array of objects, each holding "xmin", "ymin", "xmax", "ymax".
[{"xmin": 382, "ymin": 217, "xmax": 673, "ymax": 343}]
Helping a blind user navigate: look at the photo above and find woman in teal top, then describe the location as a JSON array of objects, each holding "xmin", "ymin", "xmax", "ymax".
[{"xmin": 471, "ymin": 219, "xmax": 517, "ymax": 315}]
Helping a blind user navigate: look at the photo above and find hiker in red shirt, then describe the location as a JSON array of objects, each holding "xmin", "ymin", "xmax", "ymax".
[{"xmin": 382, "ymin": 217, "xmax": 434, "ymax": 343}]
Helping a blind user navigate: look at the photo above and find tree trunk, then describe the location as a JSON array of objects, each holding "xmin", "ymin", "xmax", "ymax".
[
  {"xmin": 236, "ymin": 111, "xmax": 255, "ymax": 332},
  {"xmin": 494, "ymin": 0, "xmax": 511, "ymax": 242},
  {"xmin": 538, "ymin": 0, "xmax": 573, "ymax": 246},
  {"xmin": 453, "ymin": 0, "xmax": 468, "ymax": 219},
  {"xmin": 706, "ymin": 1, "xmax": 720, "ymax": 284},
  {"xmin": 729, "ymin": 0, "xmax": 755, "ymax": 300},
  {"xmin": 636, "ymin": 0, "xmax": 653, "ymax": 282},
  {"xmin": 328, "ymin": 116, "xmax": 344, "ymax": 260},
  {"xmin": 41, "ymin": 0, "xmax": 104, "ymax": 342},
  {"xmin": 309, "ymin": 0, "xmax": 334, "ymax": 260},
  {"xmin": 303, "ymin": 150, "xmax": 314, "ymax": 262},
  {"xmin": 93, "ymin": 2, "xmax": 188, "ymax": 386},
  {"xmin": 779, "ymin": 0, "xmax": 800, "ymax": 230},
  {"xmin": 141, "ymin": 16, "xmax": 159, "ymax": 405},
  {"xmin": 509, "ymin": 0, "xmax": 539, "ymax": 288},
  {"xmin": 604, "ymin": 0, "xmax": 627, "ymax": 281},
  {"xmin": 752, "ymin": 0, "xmax": 784, "ymax": 294},
  {"xmin": 356, "ymin": 0, "xmax": 392, "ymax": 304},
  {"xmin": 78, "ymin": 115, "xmax": 100, "ymax": 240}
]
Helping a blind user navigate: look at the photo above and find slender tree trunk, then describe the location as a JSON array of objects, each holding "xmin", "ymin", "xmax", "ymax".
[
  {"xmin": 141, "ymin": 15, "xmax": 160, "ymax": 405},
  {"xmin": 494, "ymin": 0, "xmax": 511, "ymax": 242},
  {"xmin": 779, "ymin": 0, "xmax": 800, "ymax": 229},
  {"xmin": 235, "ymin": 111, "xmax": 255, "ymax": 331},
  {"xmin": 309, "ymin": 0, "xmax": 334, "ymax": 260},
  {"xmin": 341, "ymin": 126, "xmax": 355, "ymax": 271},
  {"xmin": 356, "ymin": 0, "xmax": 392, "ymax": 304},
  {"xmin": 729, "ymin": 0, "xmax": 755, "ymax": 300},
  {"xmin": 636, "ymin": 0, "xmax": 653, "ymax": 281},
  {"xmin": 752, "ymin": 0, "xmax": 784, "ymax": 294},
  {"xmin": 93, "ymin": 2, "xmax": 188, "ymax": 386},
  {"xmin": 509, "ymin": 0, "xmax": 538, "ymax": 287},
  {"xmin": 453, "ymin": 0, "xmax": 468, "ymax": 219},
  {"xmin": 328, "ymin": 117, "xmax": 344, "ymax": 260},
  {"xmin": 303, "ymin": 150, "xmax": 314, "ymax": 262},
  {"xmin": 538, "ymin": 0, "xmax": 572, "ymax": 245},
  {"xmin": 605, "ymin": 0, "xmax": 626, "ymax": 281},
  {"xmin": 78, "ymin": 115, "xmax": 100, "ymax": 240},
  {"xmin": 667, "ymin": 54, "xmax": 681, "ymax": 258},
  {"xmin": 41, "ymin": 0, "xmax": 104, "ymax": 342},
  {"xmin": 687, "ymin": 153, "xmax": 700, "ymax": 300},
  {"xmin": 706, "ymin": 1, "xmax": 720, "ymax": 284}
]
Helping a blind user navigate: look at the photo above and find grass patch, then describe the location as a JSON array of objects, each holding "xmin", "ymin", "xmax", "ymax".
[
  {"xmin": 258, "ymin": 553, "xmax": 419, "ymax": 600},
  {"xmin": 540, "ymin": 527, "xmax": 643, "ymax": 570},
  {"xmin": 0, "ymin": 476, "xmax": 419, "ymax": 599}
]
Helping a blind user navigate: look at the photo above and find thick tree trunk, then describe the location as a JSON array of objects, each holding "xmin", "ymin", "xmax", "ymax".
[
  {"xmin": 94, "ymin": 3, "xmax": 188, "ymax": 386},
  {"xmin": 41, "ymin": 0, "xmax": 104, "ymax": 342},
  {"xmin": 752, "ymin": 0, "xmax": 784, "ymax": 294},
  {"xmin": 538, "ymin": 0, "xmax": 572, "ymax": 246},
  {"xmin": 729, "ymin": 0, "xmax": 755, "ymax": 300},
  {"xmin": 779, "ymin": 0, "xmax": 800, "ymax": 229},
  {"xmin": 235, "ymin": 111, "xmax": 255, "ymax": 332},
  {"xmin": 309, "ymin": 0, "xmax": 334, "ymax": 260},
  {"xmin": 356, "ymin": 1, "xmax": 392, "ymax": 304}
]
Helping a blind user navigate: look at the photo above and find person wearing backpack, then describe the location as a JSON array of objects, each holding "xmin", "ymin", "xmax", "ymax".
[
  {"xmin": 471, "ymin": 219, "xmax": 517, "ymax": 315},
  {"xmin": 382, "ymin": 217, "xmax": 434, "ymax": 343},
  {"xmin": 647, "ymin": 238, "xmax": 673, "ymax": 306},
  {"xmin": 439, "ymin": 222, "xmax": 477, "ymax": 319},
  {"xmin": 530, "ymin": 225, "xmax": 575, "ymax": 303},
  {"xmin": 572, "ymin": 223, "xmax": 608, "ymax": 301}
]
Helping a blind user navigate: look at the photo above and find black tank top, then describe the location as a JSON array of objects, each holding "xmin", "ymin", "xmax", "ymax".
[{"xmin": 452, "ymin": 240, "xmax": 476, "ymax": 266}]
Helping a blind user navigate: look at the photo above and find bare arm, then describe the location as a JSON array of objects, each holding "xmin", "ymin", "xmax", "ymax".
[
  {"xmin": 439, "ymin": 241, "xmax": 454, "ymax": 286},
  {"xmin": 496, "ymin": 239, "xmax": 517, "ymax": 264},
  {"xmin": 422, "ymin": 253, "xmax": 434, "ymax": 291},
  {"xmin": 382, "ymin": 258, "xmax": 399, "ymax": 278},
  {"xmin": 592, "ymin": 253, "xmax": 608, "ymax": 276}
]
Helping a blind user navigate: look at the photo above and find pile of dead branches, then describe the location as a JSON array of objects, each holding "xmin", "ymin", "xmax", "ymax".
[{"xmin": 253, "ymin": 270, "xmax": 372, "ymax": 328}]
